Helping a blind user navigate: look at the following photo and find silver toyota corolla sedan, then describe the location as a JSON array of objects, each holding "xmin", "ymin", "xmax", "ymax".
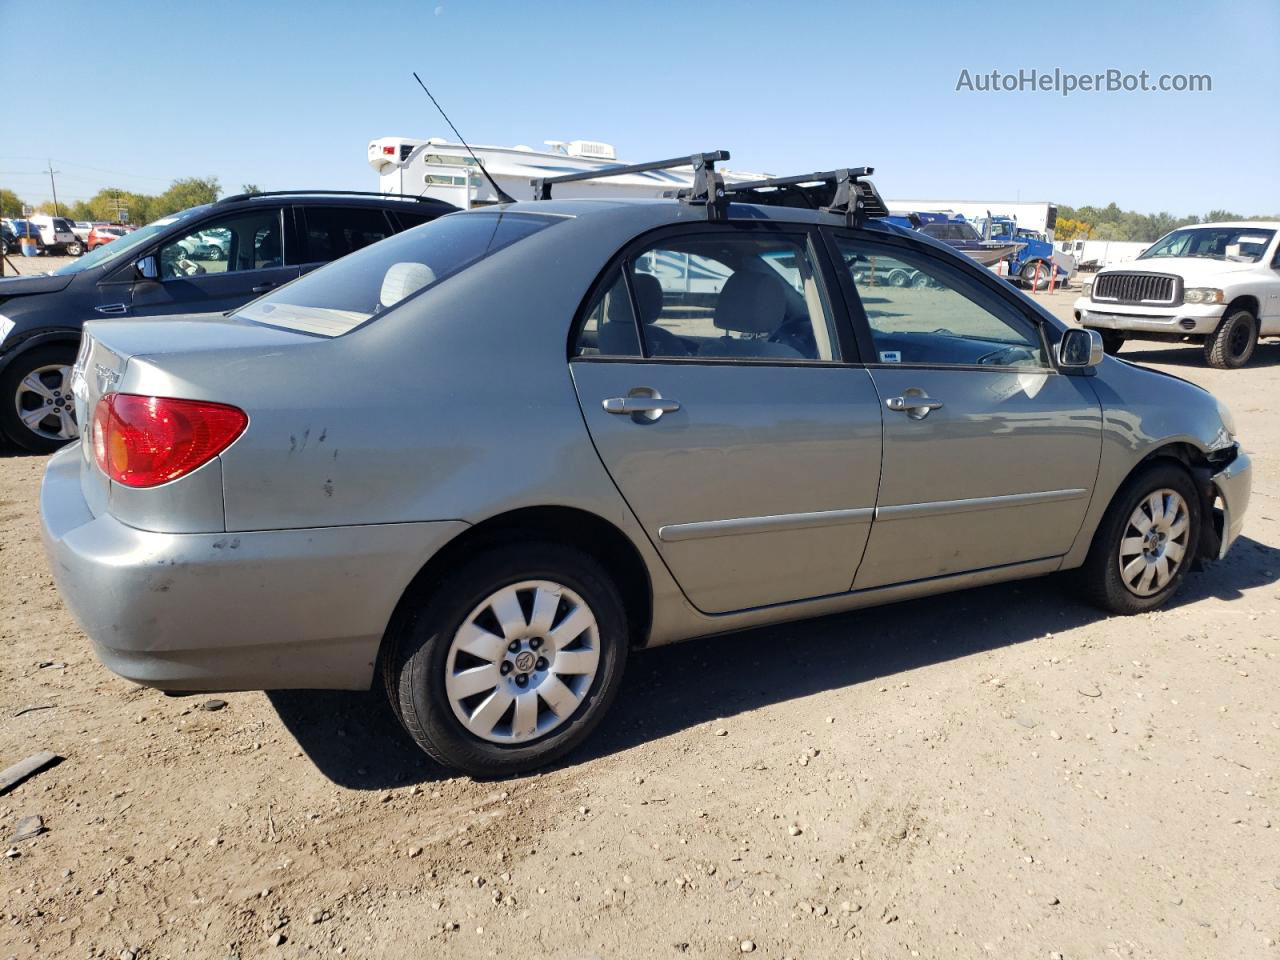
[{"xmin": 40, "ymin": 162, "xmax": 1251, "ymax": 776}]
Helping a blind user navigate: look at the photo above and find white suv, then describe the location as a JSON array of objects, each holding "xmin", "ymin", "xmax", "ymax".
[{"xmin": 1074, "ymin": 221, "xmax": 1280, "ymax": 368}]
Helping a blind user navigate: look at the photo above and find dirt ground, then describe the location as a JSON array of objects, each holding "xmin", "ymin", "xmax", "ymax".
[{"xmin": 1, "ymin": 281, "xmax": 1277, "ymax": 960}]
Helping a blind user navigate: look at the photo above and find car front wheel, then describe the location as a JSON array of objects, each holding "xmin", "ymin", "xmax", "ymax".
[
  {"xmin": 0, "ymin": 345, "xmax": 80, "ymax": 453},
  {"xmin": 65, "ymin": 241, "xmax": 85, "ymax": 257},
  {"xmin": 386, "ymin": 543, "xmax": 629, "ymax": 777},
  {"xmin": 1080, "ymin": 462, "xmax": 1201, "ymax": 615},
  {"xmin": 1203, "ymin": 309, "xmax": 1257, "ymax": 369}
]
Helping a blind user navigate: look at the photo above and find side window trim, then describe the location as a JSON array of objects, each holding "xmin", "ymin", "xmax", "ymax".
[
  {"xmin": 824, "ymin": 227, "xmax": 1054, "ymax": 370},
  {"xmin": 571, "ymin": 221, "xmax": 854, "ymax": 366}
]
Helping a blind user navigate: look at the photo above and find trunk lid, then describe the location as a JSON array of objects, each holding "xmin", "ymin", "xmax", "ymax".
[{"xmin": 72, "ymin": 314, "xmax": 321, "ymax": 524}]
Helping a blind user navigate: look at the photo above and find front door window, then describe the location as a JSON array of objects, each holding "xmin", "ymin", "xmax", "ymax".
[{"xmin": 157, "ymin": 209, "xmax": 284, "ymax": 279}]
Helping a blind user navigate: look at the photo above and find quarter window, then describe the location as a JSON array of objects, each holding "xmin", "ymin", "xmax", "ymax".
[
  {"xmin": 835, "ymin": 238, "xmax": 1046, "ymax": 368},
  {"xmin": 575, "ymin": 269, "xmax": 641, "ymax": 358}
]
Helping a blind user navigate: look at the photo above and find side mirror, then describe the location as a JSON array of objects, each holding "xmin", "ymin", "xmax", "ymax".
[
  {"xmin": 1058, "ymin": 328, "xmax": 1104, "ymax": 369},
  {"xmin": 135, "ymin": 255, "xmax": 159, "ymax": 281}
]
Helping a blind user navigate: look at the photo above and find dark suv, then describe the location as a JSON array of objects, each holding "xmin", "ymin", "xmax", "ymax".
[{"xmin": 0, "ymin": 191, "xmax": 455, "ymax": 451}]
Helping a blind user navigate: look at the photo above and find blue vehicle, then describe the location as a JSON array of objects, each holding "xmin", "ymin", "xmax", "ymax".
[
  {"xmin": 2, "ymin": 220, "xmax": 44, "ymax": 255},
  {"xmin": 886, "ymin": 212, "xmax": 1026, "ymax": 271},
  {"xmin": 975, "ymin": 215, "xmax": 1068, "ymax": 290}
]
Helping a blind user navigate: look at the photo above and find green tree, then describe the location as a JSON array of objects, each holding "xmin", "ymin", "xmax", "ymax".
[
  {"xmin": 1204, "ymin": 209, "xmax": 1240, "ymax": 223},
  {"xmin": 0, "ymin": 188, "xmax": 26, "ymax": 217},
  {"xmin": 240, "ymin": 183, "xmax": 262, "ymax": 196},
  {"xmin": 150, "ymin": 177, "xmax": 220, "ymax": 219}
]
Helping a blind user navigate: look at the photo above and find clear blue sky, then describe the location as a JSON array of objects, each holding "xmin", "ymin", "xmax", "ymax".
[{"xmin": 4, "ymin": 0, "xmax": 1277, "ymax": 215}]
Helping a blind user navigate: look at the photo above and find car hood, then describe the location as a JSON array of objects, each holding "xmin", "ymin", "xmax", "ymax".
[
  {"xmin": 0, "ymin": 273, "xmax": 75, "ymax": 297},
  {"xmin": 1102, "ymin": 257, "xmax": 1258, "ymax": 285}
]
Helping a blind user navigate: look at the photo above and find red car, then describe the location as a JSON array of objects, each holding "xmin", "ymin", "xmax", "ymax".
[{"xmin": 86, "ymin": 225, "xmax": 128, "ymax": 251}]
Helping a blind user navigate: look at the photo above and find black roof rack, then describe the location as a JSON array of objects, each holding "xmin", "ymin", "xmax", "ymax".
[
  {"xmin": 216, "ymin": 190, "xmax": 443, "ymax": 204},
  {"xmin": 532, "ymin": 150, "xmax": 731, "ymax": 219},
  {"xmin": 720, "ymin": 168, "xmax": 889, "ymax": 226}
]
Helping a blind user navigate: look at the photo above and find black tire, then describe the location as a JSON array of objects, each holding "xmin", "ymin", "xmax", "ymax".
[
  {"xmin": 1100, "ymin": 331, "xmax": 1125, "ymax": 355},
  {"xmin": 1020, "ymin": 261, "xmax": 1050, "ymax": 291},
  {"xmin": 1079, "ymin": 462, "xmax": 1201, "ymax": 615},
  {"xmin": 386, "ymin": 542, "xmax": 629, "ymax": 777},
  {"xmin": 1203, "ymin": 309, "xmax": 1257, "ymax": 369},
  {"xmin": 0, "ymin": 344, "xmax": 80, "ymax": 453},
  {"xmin": 65, "ymin": 241, "xmax": 85, "ymax": 257}
]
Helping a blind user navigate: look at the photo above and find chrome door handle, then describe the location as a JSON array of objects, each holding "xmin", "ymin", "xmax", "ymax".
[
  {"xmin": 886, "ymin": 395, "xmax": 944, "ymax": 420},
  {"xmin": 603, "ymin": 397, "xmax": 681, "ymax": 416},
  {"xmin": 251, "ymin": 283, "xmax": 275, "ymax": 293},
  {"xmin": 93, "ymin": 303, "xmax": 129, "ymax": 315},
  {"xmin": 602, "ymin": 388, "xmax": 681, "ymax": 423}
]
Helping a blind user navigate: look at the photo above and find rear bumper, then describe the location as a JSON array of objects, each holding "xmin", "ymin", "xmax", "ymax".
[
  {"xmin": 1211, "ymin": 448, "xmax": 1251, "ymax": 559},
  {"xmin": 40, "ymin": 445, "xmax": 467, "ymax": 692}
]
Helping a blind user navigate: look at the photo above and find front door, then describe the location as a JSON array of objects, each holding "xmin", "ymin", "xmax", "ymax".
[
  {"xmin": 570, "ymin": 225, "xmax": 882, "ymax": 614},
  {"xmin": 129, "ymin": 206, "xmax": 299, "ymax": 317},
  {"xmin": 830, "ymin": 232, "xmax": 1102, "ymax": 589}
]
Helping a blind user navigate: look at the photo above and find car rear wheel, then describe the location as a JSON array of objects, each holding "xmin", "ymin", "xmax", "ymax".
[
  {"xmin": 1203, "ymin": 309, "xmax": 1257, "ymax": 369},
  {"xmin": 386, "ymin": 543, "xmax": 628, "ymax": 777},
  {"xmin": 1100, "ymin": 331, "xmax": 1125, "ymax": 355},
  {"xmin": 0, "ymin": 345, "xmax": 80, "ymax": 453},
  {"xmin": 1079, "ymin": 462, "xmax": 1200, "ymax": 615}
]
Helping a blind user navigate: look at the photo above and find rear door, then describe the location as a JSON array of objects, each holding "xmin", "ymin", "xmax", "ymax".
[
  {"xmin": 129, "ymin": 205, "xmax": 299, "ymax": 317},
  {"xmin": 830, "ymin": 230, "xmax": 1102, "ymax": 589},
  {"xmin": 570, "ymin": 223, "xmax": 883, "ymax": 615}
]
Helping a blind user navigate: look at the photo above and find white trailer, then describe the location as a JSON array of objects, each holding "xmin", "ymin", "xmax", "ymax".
[
  {"xmin": 1056, "ymin": 238, "xmax": 1150, "ymax": 272},
  {"xmin": 886, "ymin": 199, "xmax": 1060, "ymax": 241}
]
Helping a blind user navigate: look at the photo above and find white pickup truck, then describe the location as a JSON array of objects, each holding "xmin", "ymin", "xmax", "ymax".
[{"xmin": 1074, "ymin": 221, "xmax": 1280, "ymax": 368}]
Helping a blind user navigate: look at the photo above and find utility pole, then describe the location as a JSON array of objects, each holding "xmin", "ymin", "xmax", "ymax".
[{"xmin": 46, "ymin": 160, "xmax": 62, "ymax": 216}]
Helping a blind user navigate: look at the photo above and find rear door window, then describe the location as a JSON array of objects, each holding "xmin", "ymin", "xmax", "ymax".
[
  {"xmin": 582, "ymin": 231, "xmax": 839, "ymax": 362},
  {"xmin": 298, "ymin": 206, "xmax": 395, "ymax": 263}
]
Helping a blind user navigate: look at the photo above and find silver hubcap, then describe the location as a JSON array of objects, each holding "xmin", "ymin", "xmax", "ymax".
[
  {"xmin": 445, "ymin": 580, "xmax": 601, "ymax": 745},
  {"xmin": 1118, "ymin": 488, "xmax": 1189, "ymax": 596},
  {"xmin": 14, "ymin": 363, "xmax": 78, "ymax": 441}
]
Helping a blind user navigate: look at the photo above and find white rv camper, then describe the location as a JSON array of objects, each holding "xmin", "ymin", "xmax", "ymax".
[{"xmin": 368, "ymin": 136, "xmax": 767, "ymax": 207}]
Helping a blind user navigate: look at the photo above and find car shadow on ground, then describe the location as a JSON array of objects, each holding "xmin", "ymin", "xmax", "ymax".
[
  {"xmin": 1121, "ymin": 342, "xmax": 1280, "ymax": 368},
  {"xmin": 269, "ymin": 534, "xmax": 1279, "ymax": 789}
]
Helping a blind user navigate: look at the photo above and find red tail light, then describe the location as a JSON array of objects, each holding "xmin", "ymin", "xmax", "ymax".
[{"xmin": 92, "ymin": 394, "xmax": 247, "ymax": 488}]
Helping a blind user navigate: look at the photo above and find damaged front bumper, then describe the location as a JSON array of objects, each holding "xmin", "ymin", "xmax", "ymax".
[{"xmin": 1203, "ymin": 445, "xmax": 1252, "ymax": 560}]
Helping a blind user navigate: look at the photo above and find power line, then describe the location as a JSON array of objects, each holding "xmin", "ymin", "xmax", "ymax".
[{"xmin": 0, "ymin": 156, "xmax": 175, "ymax": 182}]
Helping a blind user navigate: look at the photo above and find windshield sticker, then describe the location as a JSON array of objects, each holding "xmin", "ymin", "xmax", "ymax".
[{"xmin": 879, "ymin": 350, "xmax": 902, "ymax": 363}]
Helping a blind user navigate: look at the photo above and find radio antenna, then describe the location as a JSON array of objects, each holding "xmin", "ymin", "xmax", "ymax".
[{"xmin": 412, "ymin": 72, "xmax": 515, "ymax": 204}]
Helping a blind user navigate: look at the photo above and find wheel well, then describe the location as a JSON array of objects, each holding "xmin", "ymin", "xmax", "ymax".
[
  {"xmin": 1224, "ymin": 294, "xmax": 1258, "ymax": 319},
  {"xmin": 384, "ymin": 506, "xmax": 653, "ymax": 654},
  {"xmin": 0, "ymin": 334, "xmax": 81, "ymax": 376},
  {"xmin": 1116, "ymin": 442, "xmax": 1224, "ymax": 558}
]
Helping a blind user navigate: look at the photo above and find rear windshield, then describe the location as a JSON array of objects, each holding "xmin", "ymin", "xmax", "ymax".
[{"xmin": 236, "ymin": 211, "xmax": 562, "ymax": 336}]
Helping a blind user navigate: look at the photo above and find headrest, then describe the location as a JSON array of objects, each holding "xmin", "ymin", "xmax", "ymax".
[
  {"xmin": 713, "ymin": 271, "xmax": 786, "ymax": 334},
  {"xmin": 380, "ymin": 261, "xmax": 437, "ymax": 308},
  {"xmin": 631, "ymin": 273, "xmax": 664, "ymax": 324}
]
